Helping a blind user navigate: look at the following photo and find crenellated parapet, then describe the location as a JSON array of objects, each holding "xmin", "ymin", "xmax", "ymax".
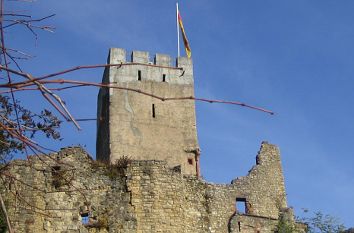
[{"xmin": 105, "ymin": 48, "xmax": 193, "ymax": 85}]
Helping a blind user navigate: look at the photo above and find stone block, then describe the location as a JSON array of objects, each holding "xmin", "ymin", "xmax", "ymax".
[
  {"xmin": 131, "ymin": 50, "xmax": 150, "ymax": 63},
  {"xmin": 154, "ymin": 54, "xmax": 171, "ymax": 66}
]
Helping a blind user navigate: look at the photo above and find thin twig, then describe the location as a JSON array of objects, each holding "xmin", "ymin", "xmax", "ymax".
[
  {"xmin": 2, "ymin": 172, "xmax": 46, "ymax": 192},
  {"xmin": 1, "ymin": 46, "xmax": 33, "ymax": 59},
  {"xmin": 41, "ymin": 79, "xmax": 276, "ymax": 115},
  {"xmin": 0, "ymin": 62, "xmax": 182, "ymax": 86},
  {"xmin": 0, "ymin": 193, "xmax": 14, "ymax": 233},
  {"xmin": 3, "ymin": 14, "xmax": 55, "ymax": 30},
  {"xmin": 3, "ymin": 13, "xmax": 31, "ymax": 18}
]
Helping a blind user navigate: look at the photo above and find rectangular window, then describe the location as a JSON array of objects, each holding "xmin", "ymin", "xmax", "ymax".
[
  {"xmin": 81, "ymin": 214, "xmax": 89, "ymax": 225},
  {"xmin": 188, "ymin": 158, "xmax": 193, "ymax": 165},
  {"xmin": 52, "ymin": 166, "xmax": 61, "ymax": 175},
  {"xmin": 138, "ymin": 70, "xmax": 142, "ymax": 81},
  {"xmin": 236, "ymin": 198, "xmax": 247, "ymax": 214},
  {"xmin": 52, "ymin": 166, "xmax": 62, "ymax": 189}
]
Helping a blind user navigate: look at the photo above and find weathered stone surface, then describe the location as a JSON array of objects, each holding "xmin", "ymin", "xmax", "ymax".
[
  {"xmin": 96, "ymin": 48, "xmax": 200, "ymax": 176},
  {"xmin": 2, "ymin": 147, "xmax": 136, "ymax": 233},
  {"xmin": 2, "ymin": 142, "xmax": 296, "ymax": 233}
]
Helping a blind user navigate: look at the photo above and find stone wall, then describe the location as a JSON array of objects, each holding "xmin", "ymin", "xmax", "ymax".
[
  {"xmin": 1, "ymin": 147, "xmax": 137, "ymax": 233},
  {"xmin": 2, "ymin": 142, "xmax": 293, "ymax": 233},
  {"xmin": 96, "ymin": 48, "xmax": 200, "ymax": 175},
  {"xmin": 125, "ymin": 142, "xmax": 288, "ymax": 232}
]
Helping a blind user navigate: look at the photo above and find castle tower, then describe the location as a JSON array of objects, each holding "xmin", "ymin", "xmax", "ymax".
[{"xmin": 97, "ymin": 48, "xmax": 200, "ymax": 175}]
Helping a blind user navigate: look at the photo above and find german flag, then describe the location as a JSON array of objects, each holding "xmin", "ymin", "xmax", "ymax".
[{"xmin": 177, "ymin": 9, "xmax": 191, "ymax": 58}]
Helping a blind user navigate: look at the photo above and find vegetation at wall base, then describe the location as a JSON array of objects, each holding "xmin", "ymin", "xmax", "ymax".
[
  {"xmin": 276, "ymin": 210, "xmax": 347, "ymax": 233},
  {"xmin": 0, "ymin": 206, "xmax": 7, "ymax": 233}
]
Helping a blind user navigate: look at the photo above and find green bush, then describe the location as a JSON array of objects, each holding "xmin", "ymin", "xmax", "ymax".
[
  {"xmin": 301, "ymin": 211, "xmax": 345, "ymax": 233},
  {"xmin": 276, "ymin": 219, "xmax": 298, "ymax": 233},
  {"xmin": 276, "ymin": 210, "xmax": 346, "ymax": 233}
]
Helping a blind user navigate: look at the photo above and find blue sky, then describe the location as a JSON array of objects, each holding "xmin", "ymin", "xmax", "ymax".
[{"xmin": 8, "ymin": 0, "xmax": 354, "ymax": 227}]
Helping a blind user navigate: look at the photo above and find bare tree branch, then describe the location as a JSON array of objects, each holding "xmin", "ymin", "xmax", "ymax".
[{"xmin": 0, "ymin": 193, "xmax": 13, "ymax": 233}]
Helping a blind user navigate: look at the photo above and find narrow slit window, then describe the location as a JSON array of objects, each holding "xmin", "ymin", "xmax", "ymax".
[
  {"xmin": 152, "ymin": 104, "xmax": 155, "ymax": 118},
  {"xmin": 162, "ymin": 74, "xmax": 166, "ymax": 82},
  {"xmin": 236, "ymin": 198, "xmax": 247, "ymax": 214},
  {"xmin": 138, "ymin": 70, "xmax": 142, "ymax": 81},
  {"xmin": 238, "ymin": 221, "xmax": 241, "ymax": 232}
]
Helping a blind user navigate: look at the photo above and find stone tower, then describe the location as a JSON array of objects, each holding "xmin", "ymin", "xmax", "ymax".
[{"xmin": 97, "ymin": 48, "xmax": 200, "ymax": 175}]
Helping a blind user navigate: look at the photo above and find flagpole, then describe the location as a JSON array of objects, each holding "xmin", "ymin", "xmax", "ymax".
[{"xmin": 176, "ymin": 2, "xmax": 180, "ymax": 57}]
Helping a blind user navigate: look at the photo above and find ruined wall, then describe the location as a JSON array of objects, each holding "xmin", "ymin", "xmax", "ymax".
[
  {"xmin": 126, "ymin": 142, "xmax": 287, "ymax": 232},
  {"xmin": 96, "ymin": 48, "xmax": 199, "ymax": 175},
  {"xmin": 2, "ymin": 147, "xmax": 137, "ymax": 233},
  {"xmin": 231, "ymin": 142, "xmax": 288, "ymax": 219},
  {"xmin": 1, "ymin": 142, "xmax": 292, "ymax": 233}
]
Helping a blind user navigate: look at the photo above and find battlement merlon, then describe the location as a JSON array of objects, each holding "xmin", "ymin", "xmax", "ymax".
[{"xmin": 103, "ymin": 48, "xmax": 194, "ymax": 85}]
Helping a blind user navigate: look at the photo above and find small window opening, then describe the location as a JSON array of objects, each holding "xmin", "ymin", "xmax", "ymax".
[
  {"xmin": 236, "ymin": 198, "xmax": 247, "ymax": 214},
  {"xmin": 81, "ymin": 212, "xmax": 89, "ymax": 225},
  {"xmin": 162, "ymin": 74, "xmax": 166, "ymax": 82},
  {"xmin": 52, "ymin": 166, "xmax": 62, "ymax": 189},
  {"xmin": 188, "ymin": 158, "xmax": 193, "ymax": 165},
  {"xmin": 53, "ymin": 166, "xmax": 61, "ymax": 170},
  {"xmin": 52, "ymin": 166, "xmax": 61, "ymax": 174},
  {"xmin": 138, "ymin": 70, "xmax": 142, "ymax": 81},
  {"xmin": 238, "ymin": 221, "xmax": 241, "ymax": 232},
  {"xmin": 152, "ymin": 104, "xmax": 155, "ymax": 118}
]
